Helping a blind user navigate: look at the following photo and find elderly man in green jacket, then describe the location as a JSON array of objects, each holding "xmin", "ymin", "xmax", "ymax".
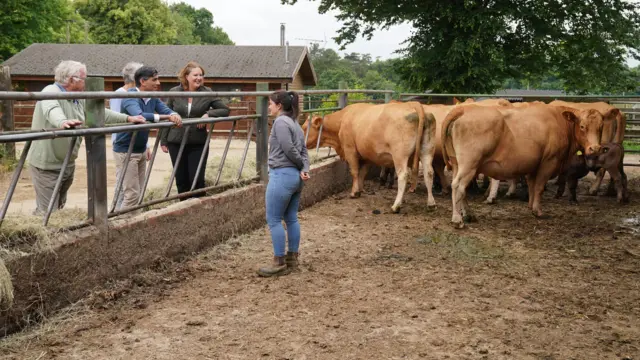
[{"xmin": 27, "ymin": 60, "xmax": 145, "ymax": 215}]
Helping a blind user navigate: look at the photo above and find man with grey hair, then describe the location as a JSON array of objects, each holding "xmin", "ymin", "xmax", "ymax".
[
  {"xmin": 26, "ymin": 60, "xmax": 145, "ymax": 215},
  {"xmin": 109, "ymin": 61, "xmax": 144, "ymax": 210}
]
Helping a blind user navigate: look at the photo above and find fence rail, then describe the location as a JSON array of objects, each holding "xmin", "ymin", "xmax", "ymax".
[{"xmin": 0, "ymin": 84, "xmax": 392, "ymax": 234}]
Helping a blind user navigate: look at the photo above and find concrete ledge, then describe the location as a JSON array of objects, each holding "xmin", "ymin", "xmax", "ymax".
[{"xmin": 0, "ymin": 158, "xmax": 354, "ymax": 334}]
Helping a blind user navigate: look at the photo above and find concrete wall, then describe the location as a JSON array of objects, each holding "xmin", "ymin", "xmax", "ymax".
[{"xmin": 0, "ymin": 158, "xmax": 355, "ymax": 334}]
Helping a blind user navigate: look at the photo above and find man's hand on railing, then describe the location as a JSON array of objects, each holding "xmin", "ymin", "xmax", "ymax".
[
  {"xmin": 127, "ymin": 115, "xmax": 146, "ymax": 124},
  {"xmin": 161, "ymin": 145, "xmax": 169, "ymax": 153},
  {"xmin": 169, "ymin": 113, "xmax": 182, "ymax": 127},
  {"xmin": 61, "ymin": 120, "xmax": 83, "ymax": 129},
  {"xmin": 197, "ymin": 113, "xmax": 209, "ymax": 129}
]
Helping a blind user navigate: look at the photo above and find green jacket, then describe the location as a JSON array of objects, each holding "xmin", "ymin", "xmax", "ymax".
[
  {"xmin": 27, "ymin": 84, "xmax": 131, "ymax": 170},
  {"xmin": 161, "ymin": 85, "xmax": 230, "ymax": 145}
]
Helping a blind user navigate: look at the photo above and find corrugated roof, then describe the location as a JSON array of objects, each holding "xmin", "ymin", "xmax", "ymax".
[{"xmin": 2, "ymin": 43, "xmax": 317, "ymax": 85}]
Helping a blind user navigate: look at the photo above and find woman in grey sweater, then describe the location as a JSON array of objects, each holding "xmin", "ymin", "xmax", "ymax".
[{"xmin": 257, "ymin": 90, "xmax": 310, "ymax": 277}]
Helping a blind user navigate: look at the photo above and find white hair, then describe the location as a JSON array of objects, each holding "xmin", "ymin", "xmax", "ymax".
[
  {"xmin": 122, "ymin": 62, "xmax": 143, "ymax": 84},
  {"xmin": 54, "ymin": 60, "xmax": 87, "ymax": 85}
]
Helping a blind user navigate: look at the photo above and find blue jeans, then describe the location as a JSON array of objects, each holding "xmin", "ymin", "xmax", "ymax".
[{"xmin": 266, "ymin": 167, "xmax": 303, "ymax": 257}]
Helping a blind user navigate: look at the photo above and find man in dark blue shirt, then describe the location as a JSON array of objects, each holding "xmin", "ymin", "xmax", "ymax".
[{"xmin": 113, "ymin": 66, "xmax": 182, "ymax": 211}]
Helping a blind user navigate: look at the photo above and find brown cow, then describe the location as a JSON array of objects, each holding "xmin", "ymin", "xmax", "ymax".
[
  {"xmin": 549, "ymin": 100, "xmax": 626, "ymax": 195},
  {"xmin": 556, "ymin": 143, "xmax": 629, "ymax": 204},
  {"xmin": 442, "ymin": 104, "xmax": 611, "ymax": 228},
  {"xmin": 303, "ymin": 102, "xmax": 437, "ymax": 213}
]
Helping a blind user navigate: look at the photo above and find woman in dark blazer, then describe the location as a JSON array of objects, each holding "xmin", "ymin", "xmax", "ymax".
[{"xmin": 162, "ymin": 61, "xmax": 230, "ymax": 199}]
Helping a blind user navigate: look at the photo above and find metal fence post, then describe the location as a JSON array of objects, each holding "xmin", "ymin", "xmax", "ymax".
[
  {"xmin": 338, "ymin": 81, "xmax": 348, "ymax": 109},
  {"xmin": 256, "ymin": 83, "xmax": 269, "ymax": 183},
  {"xmin": 0, "ymin": 66, "xmax": 15, "ymax": 161},
  {"xmin": 385, "ymin": 92, "xmax": 392, "ymax": 104},
  {"xmin": 85, "ymin": 77, "xmax": 108, "ymax": 234}
]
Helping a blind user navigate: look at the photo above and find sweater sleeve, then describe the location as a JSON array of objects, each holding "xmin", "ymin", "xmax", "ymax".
[
  {"xmin": 207, "ymin": 99, "xmax": 230, "ymax": 118},
  {"xmin": 104, "ymin": 108, "xmax": 129, "ymax": 124},
  {"xmin": 122, "ymin": 99, "xmax": 156, "ymax": 121},
  {"xmin": 40, "ymin": 99, "xmax": 70, "ymax": 128},
  {"xmin": 273, "ymin": 119, "xmax": 305, "ymax": 170}
]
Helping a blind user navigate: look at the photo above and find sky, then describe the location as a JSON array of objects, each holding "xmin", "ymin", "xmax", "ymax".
[
  {"xmin": 168, "ymin": 0, "xmax": 639, "ymax": 67},
  {"xmin": 166, "ymin": 0, "xmax": 414, "ymax": 60}
]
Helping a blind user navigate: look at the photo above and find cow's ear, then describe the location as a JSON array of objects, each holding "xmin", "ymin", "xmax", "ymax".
[
  {"xmin": 603, "ymin": 108, "xmax": 619, "ymax": 123},
  {"xmin": 561, "ymin": 108, "xmax": 579, "ymax": 124},
  {"xmin": 311, "ymin": 115, "xmax": 323, "ymax": 128}
]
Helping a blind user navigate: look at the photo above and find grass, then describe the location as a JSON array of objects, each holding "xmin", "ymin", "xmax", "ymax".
[{"xmin": 624, "ymin": 140, "xmax": 640, "ymax": 152}]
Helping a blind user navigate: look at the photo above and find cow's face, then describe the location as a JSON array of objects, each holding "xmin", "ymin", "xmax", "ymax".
[
  {"xmin": 585, "ymin": 144, "xmax": 614, "ymax": 170},
  {"xmin": 301, "ymin": 114, "xmax": 324, "ymax": 149},
  {"xmin": 562, "ymin": 108, "xmax": 615, "ymax": 155}
]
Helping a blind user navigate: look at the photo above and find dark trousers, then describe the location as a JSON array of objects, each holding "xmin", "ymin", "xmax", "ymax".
[{"xmin": 167, "ymin": 143, "xmax": 208, "ymax": 200}]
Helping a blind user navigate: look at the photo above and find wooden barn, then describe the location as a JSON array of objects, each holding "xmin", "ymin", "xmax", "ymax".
[{"xmin": 1, "ymin": 43, "xmax": 317, "ymax": 133}]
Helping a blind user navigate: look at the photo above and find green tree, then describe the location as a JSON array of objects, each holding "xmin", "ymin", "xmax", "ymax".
[
  {"xmin": 283, "ymin": 0, "xmax": 640, "ymax": 94},
  {"xmin": 169, "ymin": 2, "xmax": 234, "ymax": 45},
  {"xmin": 0, "ymin": 0, "xmax": 83, "ymax": 61},
  {"xmin": 75, "ymin": 0, "xmax": 178, "ymax": 45}
]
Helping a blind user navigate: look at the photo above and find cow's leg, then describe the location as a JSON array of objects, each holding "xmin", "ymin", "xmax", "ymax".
[
  {"xmin": 505, "ymin": 179, "xmax": 517, "ymax": 198},
  {"xmin": 385, "ymin": 167, "xmax": 395, "ymax": 189},
  {"xmin": 345, "ymin": 153, "xmax": 362, "ymax": 198},
  {"xmin": 420, "ymin": 148, "xmax": 436, "ymax": 209},
  {"xmin": 605, "ymin": 174, "xmax": 617, "ymax": 196},
  {"xmin": 531, "ymin": 164, "xmax": 557, "ymax": 218},
  {"xmin": 450, "ymin": 165, "xmax": 477, "ymax": 228},
  {"xmin": 379, "ymin": 167, "xmax": 388, "ymax": 187},
  {"xmin": 391, "ymin": 160, "xmax": 410, "ymax": 213},
  {"xmin": 484, "ymin": 178, "xmax": 500, "ymax": 204},
  {"xmin": 434, "ymin": 158, "xmax": 450, "ymax": 195},
  {"xmin": 554, "ymin": 172, "xmax": 567, "ymax": 199},
  {"xmin": 607, "ymin": 166, "xmax": 626, "ymax": 203},
  {"xmin": 588, "ymin": 168, "xmax": 606, "ymax": 195},
  {"xmin": 621, "ymin": 169, "xmax": 630, "ymax": 203},
  {"xmin": 358, "ymin": 163, "xmax": 370, "ymax": 194},
  {"xmin": 526, "ymin": 175, "xmax": 536, "ymax": 209},
  {"xmin": 567, "ymin": 174, "xmax": 579, "ymax": 204}
]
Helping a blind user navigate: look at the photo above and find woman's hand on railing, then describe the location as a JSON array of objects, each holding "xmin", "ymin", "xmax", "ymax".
[
  {"xmin": 127, "ymin": 115, "xmax": 146, "ymax": 124},
  {"xmin": 61, "ymin": 119, "xmax": 83, "ymax": 128},
  {"xmin": 161, "ymin": 145, "xmax": 169, "ymax": 153},
  {"xmin": 197, "ymin": 113, "xmax": 209, "ymax": 129}
]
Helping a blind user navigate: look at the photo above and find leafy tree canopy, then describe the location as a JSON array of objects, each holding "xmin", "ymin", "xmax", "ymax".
[{"xmin": 284, "ymin": 0, "xmax": 640, "ymax": 94}]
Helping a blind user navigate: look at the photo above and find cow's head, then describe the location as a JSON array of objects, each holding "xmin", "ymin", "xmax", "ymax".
[
  {"xmin": 562, "ymin": 108, "xmax": 616, "ymax": 155},
  {"xmin": 301, "ymin": 114, "xmax": 324, "ymax": 149}
]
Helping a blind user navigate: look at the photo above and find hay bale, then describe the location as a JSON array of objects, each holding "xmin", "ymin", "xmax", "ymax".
[{"xmin": 0, "ymin": 257, "xmax": 14, "ymax": 309}]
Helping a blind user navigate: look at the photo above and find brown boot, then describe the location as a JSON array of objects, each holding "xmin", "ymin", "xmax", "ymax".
[
  {"xmin": 285, "ymin": 252, "xmax": 299, "ymax": 271},
  {"xmin": 257, "ymin": 256, "xmax": 289, "ymax": 277}
]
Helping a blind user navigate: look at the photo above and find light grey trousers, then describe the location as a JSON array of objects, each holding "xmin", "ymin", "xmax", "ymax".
[{"xmin": 29, "ymin": 164, "xmax": 75, "ymax": 215}]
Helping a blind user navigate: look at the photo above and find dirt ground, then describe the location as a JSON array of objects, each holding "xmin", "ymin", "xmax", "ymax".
[
  {"xmin": 1, "ymin": 159, "xmax": 640, "ymax": 359},
  {"xmin": 0, "ymin": 136, "xmax": 257, "ymax": 215}
]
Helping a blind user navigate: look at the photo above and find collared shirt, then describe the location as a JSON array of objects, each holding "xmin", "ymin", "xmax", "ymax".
[{"xmin": 54, "ymin": 83, "xmax": 79, "ymax": 104}]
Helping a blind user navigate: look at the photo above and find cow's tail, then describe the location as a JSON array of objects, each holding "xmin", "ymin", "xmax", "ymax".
[
  {"xmin": 409, "ymin": 102, "xmax": 427, "ymax": 188},
  {"xmin": 442, "ymin": 106, "xmax": 466, "ymax": 171}
]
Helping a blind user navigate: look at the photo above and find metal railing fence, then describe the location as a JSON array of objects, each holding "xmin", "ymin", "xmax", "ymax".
[{"xmin": 0, "ymin": 83, "xmax": 393, "ymax": 235}]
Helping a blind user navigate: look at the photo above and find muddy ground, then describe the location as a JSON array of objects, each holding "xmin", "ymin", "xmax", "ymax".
[{"xmin": 1, "ymin": 161, "xmax": 639, "ymax": 359}]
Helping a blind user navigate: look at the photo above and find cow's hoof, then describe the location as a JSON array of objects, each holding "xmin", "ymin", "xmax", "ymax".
[
  {"xmin": 391, "ymin": 206, "xmax": 401, "ymax": 214},
  {"xmin": 426, "ymin": 204, "xmax": 437, "ymax": 212},
  {"xmin": 463, "ymin": 214, "xmax": 477, "ymax": 223},
  {"xmin": 587, "ymin": 190, "xmax": 597, "ymax": 196},
  {"xmin": 569, "ymin": 199, "xmax": 579, "ymax": 206},
  {"xmin": 350, "ymin": 191, "xmax": 361, "ymax": 199},
  {"xmin": 533, "ymin": 212, "xmax": 550, "ymax": 219},
  {"xmin": 505, "ymin": 192, "xmax": 517, "ymax": 199},
  {"xmin": 451, "ymin": 221, "xmax": 465, "ymax": 229},
  {"xmin": 484, "ymin": 198, "xmax": 495, "ymax": 205}
]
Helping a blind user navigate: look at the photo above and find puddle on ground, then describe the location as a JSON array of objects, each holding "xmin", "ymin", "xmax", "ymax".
[{"xmin": 616, "ymin": 216, "xmax": 640, "ymax": 237}]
